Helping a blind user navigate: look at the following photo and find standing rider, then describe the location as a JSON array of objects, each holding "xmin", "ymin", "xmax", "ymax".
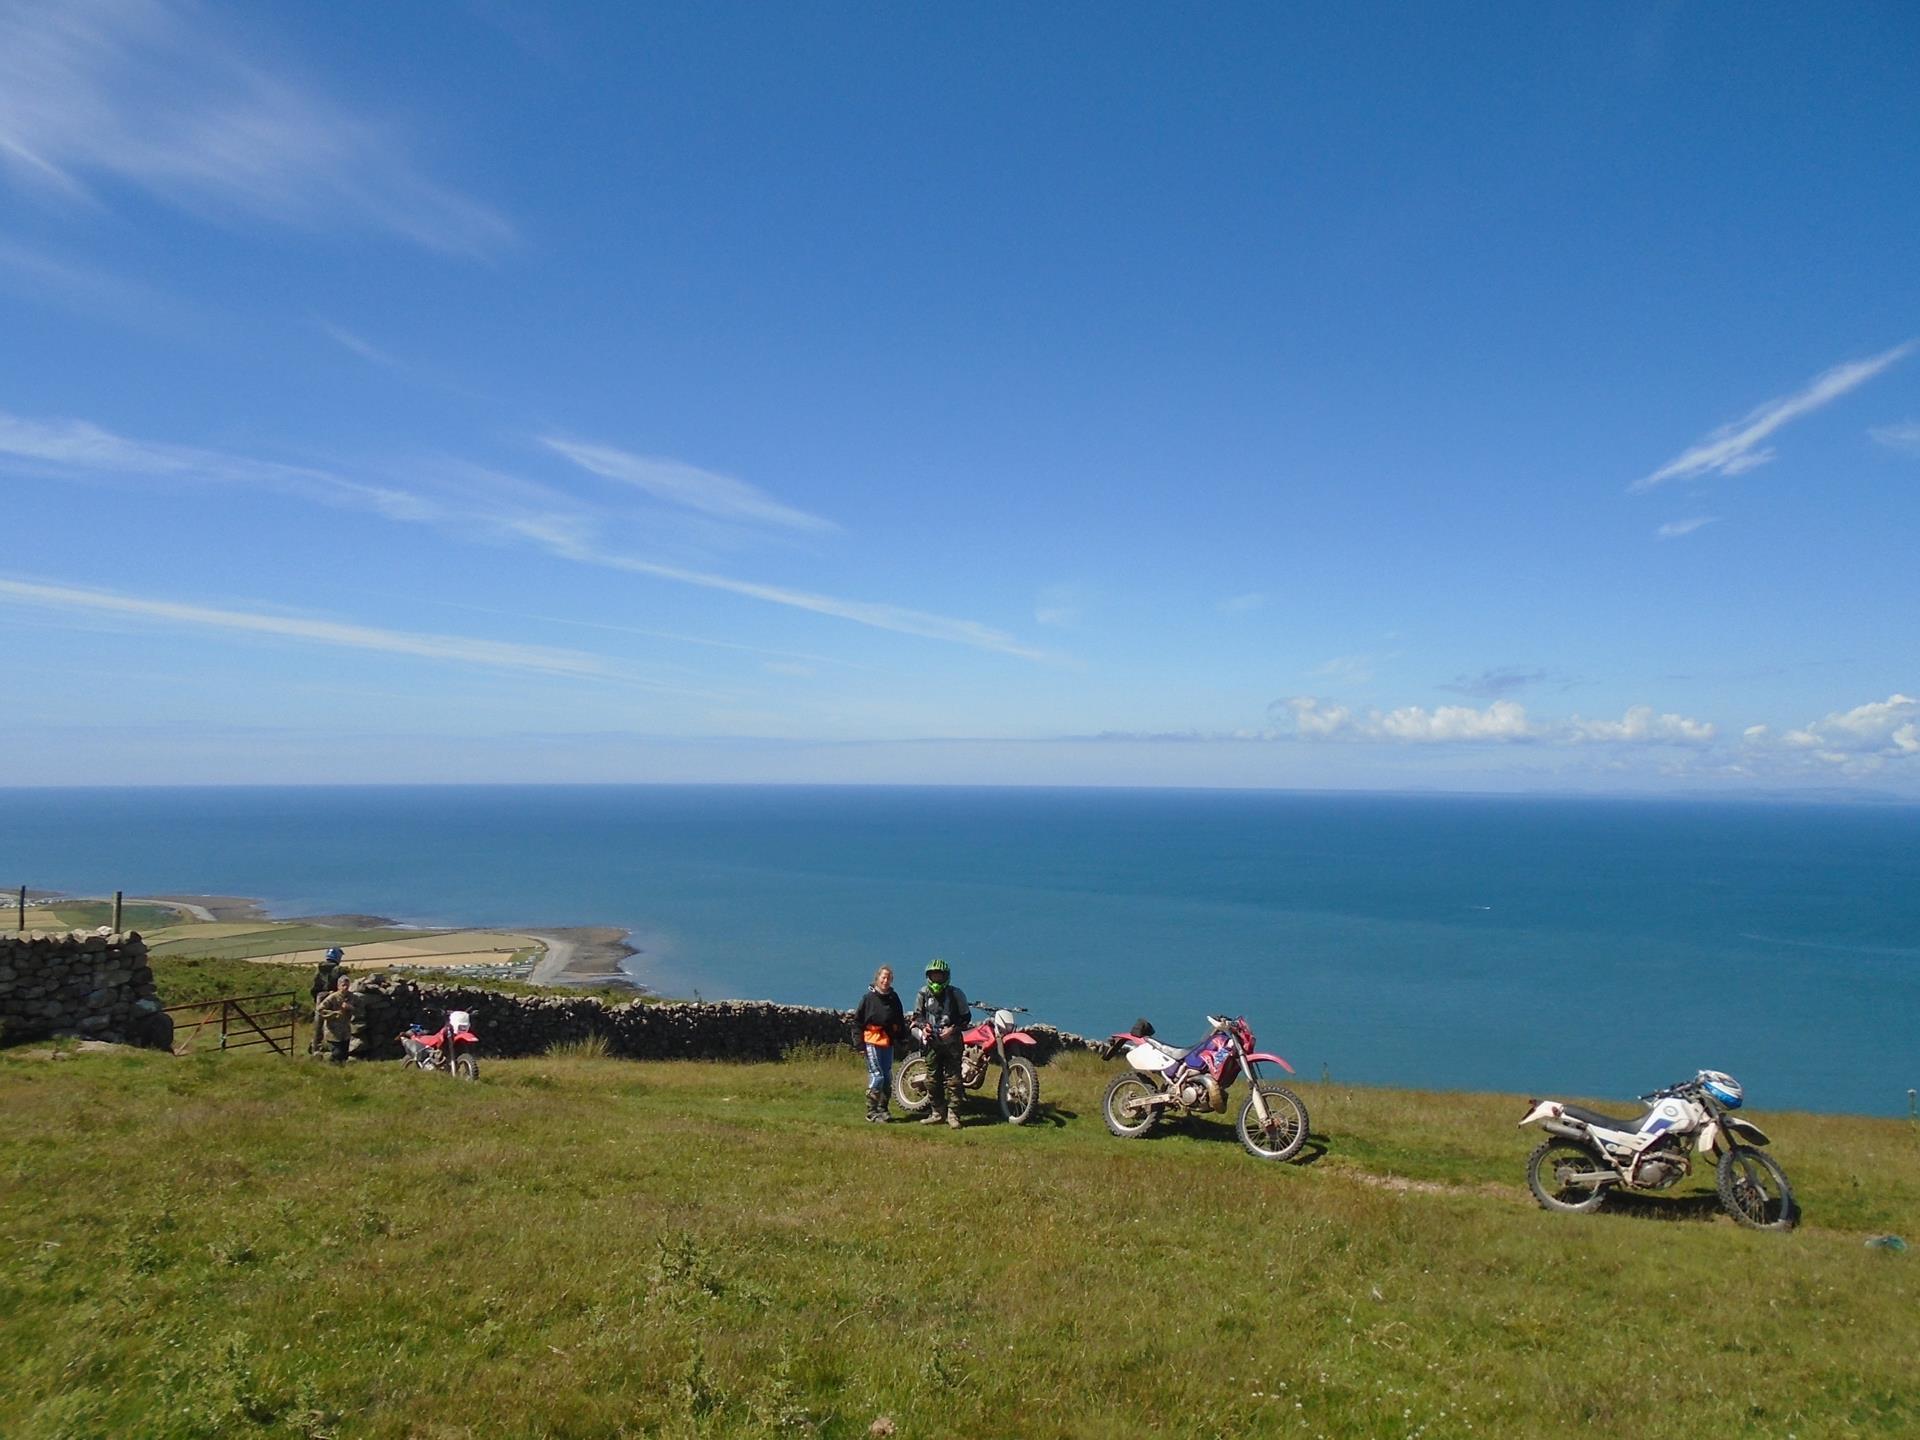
[
  {"xmin": 309, "ymin": 946, "xmax": 345, "ymax": 1054},
  {"xmin": 912, "ymin": 958, "xmax": 969, "ymax": 1129}
]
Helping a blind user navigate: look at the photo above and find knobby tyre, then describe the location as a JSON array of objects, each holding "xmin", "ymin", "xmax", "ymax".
[
  {"xmin": 1236, "ymin": 1083, "xmax": 1310, "ymax": 1161},
  {"xmin": 453, "ymin": 1053, "xmax": 479, "ymax": 1082},
  {"xmin": 1526, "ymin": 1138, "xmax": 1609, "ymax": 1214},
  {"xmin": 1103, "ymin": 1073, "xmax": 1158, "ymax": 1138},
  {"xmin": 1717, "ymin": 1144, "xmax": 1796, "ymax": 1231},
  {"xmin": 893, "ymin": 1054, "xmax": 934, "ymax": 1115},
  {"xmin": 998, "ymin": 1055, "xmax": 1039, "ymax": 1125}
]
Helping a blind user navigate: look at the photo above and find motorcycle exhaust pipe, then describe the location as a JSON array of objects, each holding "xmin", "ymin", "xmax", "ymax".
[{"xmin": 1541, "ymin": 1120, "xmax": 1591, "ymax": 1142}]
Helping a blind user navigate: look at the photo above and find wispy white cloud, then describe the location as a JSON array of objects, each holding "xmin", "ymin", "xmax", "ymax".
[
  {"xmin": 1655, "ymin": 515, "xmax": 1718, "ymax": 540},
  {"xmin": 1033, "ymin": 583, "xmax": 1090, "ymax": 628},
  {"xmin": 1567, "ymin": 705, "xmax": 1715, "ymax": 745},
  {"xmin": 0, "ymin": 576, "xmax": 713, "ymax": 689},
  {"xmin": 1275, "ymin": 696, "xmax": 1537, "ymax": 743},
  {"xmin": 1310, "ymin": 652, "xmax": 1398, "ymax": 688},
  {"xmin": 0, "ymin": 0, "xmax": 512, "ymax": 254},
  {"xmin": 0, "ymin": 409, "xmax": 1052, "ymax": 661},
  {"xmin": 543, "ymin": 438, "xmax": 838, "ymax": 535},
  {"xmin": 1633, "ymin": 341, "xmax": 1917, "ymax": 492},
  {"xmin": 315, "ymin": 320, "xmax": 400, "ymax": 369},
  {"xmin": 1273, "ymin": 696, "xmax": 1714, "ymax": 747},
  {"xmin": 1871, "ymin": 421, "xmax": 1920, "ymax": 456}
]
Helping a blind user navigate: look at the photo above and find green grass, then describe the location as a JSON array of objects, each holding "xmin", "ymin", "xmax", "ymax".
[{"xmin": 2, "ymin": 1047, "xmax": 1915, "ymax": 1438}]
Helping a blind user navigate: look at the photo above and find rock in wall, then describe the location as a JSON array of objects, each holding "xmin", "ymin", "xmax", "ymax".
[
  {"xmin": 343, "ymin": 975, "xmax": 1094, "ymax": 1064},
  {"xmin": 0, "ymin": 932, "xmax": 170, "ymax": 1048}
]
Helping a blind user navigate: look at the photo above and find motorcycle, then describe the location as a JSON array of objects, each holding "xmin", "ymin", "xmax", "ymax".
[
  {"xmin": 893, "ymin": 1002, "xmax": 1041, "ymax": 1125},
  {"xmin": 399, "ymin": 1009, "xmax": 481, "ymax": 1081},
  {"xmin": 1518, "ymin": 1069, "xmax": 1795, "ymax": 1231},
  {"xmin": 1100, "ymin": 1014, "xmax": 1309, "ymax": 1162}
]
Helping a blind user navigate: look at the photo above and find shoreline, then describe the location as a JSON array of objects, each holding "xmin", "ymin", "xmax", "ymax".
[{"xmin": 35, "ymin": 891, "xmax": 647, "ymax": 993}]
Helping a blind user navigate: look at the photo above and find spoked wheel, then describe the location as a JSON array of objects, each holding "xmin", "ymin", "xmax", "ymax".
[
  {"xmin": 1236, "ymin": 1084, "xmax": 1310, "ymax": 1161},
  {"xmin": 1717, "ymin": 1145, "xmax": 1796, "ymax": 1231},
  {"xmin": 1526, "ymin": 1139, "xmax": 1610, "ymax": 1214},
  {"xmin": 998, "ymin": 1056, "xmax": 1039, "ymax": 1126},
  {"xmin": 893, "ymin": 1054, "xmax": 934, "ymax": 1115},
  {"xmin": 453, "ymin": 1053, "xmax": 479, "ymax": 1082},
  {"xmin": 1102, "ymin": 1073, "xmax": 1159, "ymax": 1138}
]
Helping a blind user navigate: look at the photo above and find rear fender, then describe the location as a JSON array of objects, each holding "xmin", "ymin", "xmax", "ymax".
[
  {"xmin": 1244, "ymin": 1051, "xmax": 1294, "ymax": 1074},
  {"xmin": 1519, "ymin": 1099, "xmax": 1564, "ymax": 1129}
]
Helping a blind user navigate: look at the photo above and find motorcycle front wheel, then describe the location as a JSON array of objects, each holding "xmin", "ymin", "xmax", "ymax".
[
  {"xmin": 1102, "ymin": 1074, "xmax": 1158, "ymax": 1138},
  {"xmin": 453, "ymin": 1053, "xmax": 479, "ymax": 1082},
  {"xmin": 998, "ymin": 1056, "xmax": 1039, "ymax": 1126},
  {"xmin": 1526, "ymin": 1138, "xmax": 1609, "ymax": 1214},
  {"xmin": 1717, "ymin": 1145, "xmax": 1796, "ymax": 1231},
  {"xmin": 893, "ymin": 1055, "xmax": 934, "ymax": 1115},
  {"xmin": 1236, "ymin": 1084, "xmax": 1310, "ymax": 1161}
]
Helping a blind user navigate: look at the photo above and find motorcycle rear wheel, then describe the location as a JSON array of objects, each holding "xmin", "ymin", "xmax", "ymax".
[
  {"xmin": 1526, "ymin": 1138, "xmax": 1609, "ymax": 1214},
  {"xmin": 893, "ymin": 1055, "xmax": 934, "ymax": 1115},
  {"xmin": 998, "ymin": 1056, "xmax": 1039, "ymax": 1126},
  {"xmin": 1236, "ymin": 1084, "xmax": 1309, "ymax": 1161},
  {"xmin": 1102, "ymin": 1073, "xmax": 1158, "ymax": 1138},
  {"xmin": 453, "ymin": 1053, "xmax": 479, "ymax": 1083},
  {"xmin": 1717, "ymin": 1145, "xmax": 1796, "ymax": 1231}
]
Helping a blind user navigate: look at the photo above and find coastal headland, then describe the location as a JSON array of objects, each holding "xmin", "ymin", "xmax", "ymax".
[{"xmin": 14, "ymin": 893, "xmax": 641, "ymax": 991}]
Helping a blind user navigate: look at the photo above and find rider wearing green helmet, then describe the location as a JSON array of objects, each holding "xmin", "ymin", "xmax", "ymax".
[{"xmin": 912, "ymin": 958, "xmax": 969, "ymax": 1128}]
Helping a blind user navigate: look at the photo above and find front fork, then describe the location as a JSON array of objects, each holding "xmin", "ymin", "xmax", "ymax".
[{"xmin": 1236, "ymin": 1041, "xmax": 1271, "ymax": 1125}]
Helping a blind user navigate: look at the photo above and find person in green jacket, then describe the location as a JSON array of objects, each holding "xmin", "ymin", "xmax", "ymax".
[{"xmin": 910, "ymin": 958, "xmax": 969, "ymax": 1129}]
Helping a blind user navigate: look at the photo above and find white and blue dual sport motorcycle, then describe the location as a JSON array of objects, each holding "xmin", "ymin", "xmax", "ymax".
[{"xmin": 1518, "ymin": 1070, "xmax": 1796, "ymax": 1231}]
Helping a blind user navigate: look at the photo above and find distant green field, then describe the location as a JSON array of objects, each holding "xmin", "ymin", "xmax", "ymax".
[
  {"xmin": 2, "ymin": 1044, "xmax": 1915, "ymax": 1438},
  {"xmin": 145, "ymin": 925, "xmax": 433, "ymax": 961},
  {"xmin": 147, "ymin": 953, "xmax": 646, "ymax": 1008},
  {"xmin": 26, "ymin": 900, "xmax": 184, "ymax": 932}
]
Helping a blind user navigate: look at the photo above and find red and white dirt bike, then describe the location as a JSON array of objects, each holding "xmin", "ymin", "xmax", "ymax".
[
  {"xmin": 400, "ymin": 1009, "xmax": 480, "ymax": 1081},
  {"xmin": 1101, "ymin": 1014, "xmax": 1310, "ymax": 1161},
  {"xmin": 894, "ymin": 1002, "xmax": 1042, "ymax": 1125}
]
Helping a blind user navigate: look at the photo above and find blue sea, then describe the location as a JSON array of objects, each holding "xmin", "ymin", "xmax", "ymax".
[{"xmin": 6, "ymin": 785, "xmax": 1916, "ymax": 1116}]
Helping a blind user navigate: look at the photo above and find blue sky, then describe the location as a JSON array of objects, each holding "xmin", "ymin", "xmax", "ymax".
[{"xmin": 2, "ymin": 1, "xmax": 1917, "ymax": 793}]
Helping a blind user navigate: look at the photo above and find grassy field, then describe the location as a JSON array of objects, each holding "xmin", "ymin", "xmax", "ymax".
[
  {"xmin": 2, "ymin": 1039, "xmax": 1916, "ymax": 1439},
  {"xmin": 148, "ymin": 953, "xmax": 645, "ymax": 1008}
]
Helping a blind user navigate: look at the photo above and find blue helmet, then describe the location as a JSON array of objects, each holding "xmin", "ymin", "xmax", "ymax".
[
  {"xmin": 324, "ymin": 946, "xmax": 344, "ymax": 962},
  {"xmin": 1698, "ymin": 1070, "xmax": 1742, "ymax": 1109}
]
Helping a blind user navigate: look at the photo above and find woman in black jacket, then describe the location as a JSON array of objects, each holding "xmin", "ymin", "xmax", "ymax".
[{"xmin": 851, "ymin": 966, "xmax": 907, "ymax": 1121}]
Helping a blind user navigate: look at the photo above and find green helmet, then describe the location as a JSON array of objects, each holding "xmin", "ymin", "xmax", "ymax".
[{"xmin": 924, "ymin": 958, "xmax": 950, "ymax": 979}]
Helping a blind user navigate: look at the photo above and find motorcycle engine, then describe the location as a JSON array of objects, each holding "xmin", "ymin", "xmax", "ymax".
[
  {"xmin": 1632, "ymin": 1149, "xmax": 1691, "ymax": 1190},
  {"xmin": 960, "ymin": 1047, "xmax": 985, "ymax": 1087},
  {"xmin": 1175, "ymin": 1077, "xmax": 1208, "ymax": 1109}
]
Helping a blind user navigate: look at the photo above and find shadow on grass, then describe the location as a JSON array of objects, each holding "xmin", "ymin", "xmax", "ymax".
[{"xmin": 1599, "ymin": 1191, "xmax": 1726, "ymax": 1224}]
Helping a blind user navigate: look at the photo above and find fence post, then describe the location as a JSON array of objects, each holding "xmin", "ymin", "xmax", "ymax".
[
  {"xmin": 113, "ymin": 890, "xmax": 124, "ymax": 933},
  {"xmin": 15, "ymin": 885, "xmax": 22, "ymax": 933}
]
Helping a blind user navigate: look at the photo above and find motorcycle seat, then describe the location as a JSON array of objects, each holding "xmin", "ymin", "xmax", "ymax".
[{"xmin": 1561, "ymin": 1102, "xmax": 1649, "ymax": 1133}]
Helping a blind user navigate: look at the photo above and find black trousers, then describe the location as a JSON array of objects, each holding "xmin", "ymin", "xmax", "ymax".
[{"xmin": 328, "ymin": 1038, "xmax": 349, "ymax": 1064}]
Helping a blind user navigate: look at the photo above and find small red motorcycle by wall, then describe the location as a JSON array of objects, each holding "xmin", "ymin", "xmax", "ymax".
[
  {"xmin": 399, "ymin": 1009, "xmax": 480, "ymax": 1081},
  {"xmin": 894, "ymin": 1002, "xmax": 1042, "ymax": 1125},
  {"xmin": 1100, "ymin": 1014, "xmax": 1309, "ymax": 1161}
]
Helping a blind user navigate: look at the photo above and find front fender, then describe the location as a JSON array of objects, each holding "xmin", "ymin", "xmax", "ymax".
[
  {"xmin": 1000, "ymin": 1030, "xmax": 1037, "ymax": 1048},
  {"xmin": 1244, "ymin": 1051, "xmax": 1294, "ymax": 1074}
]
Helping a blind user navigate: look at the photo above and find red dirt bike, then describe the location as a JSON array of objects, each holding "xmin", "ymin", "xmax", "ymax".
[
  {"xmin": 1100, "ymin": 1014, "xmax": 1309, "ymax": 1161},
  {"xmin": 894, "ymin": 1002, "xmax": 1042, "ymax": 1125},
  {"xmin": 399, "ymin": 1009, "xmax": 480, "ymax": 1081}
]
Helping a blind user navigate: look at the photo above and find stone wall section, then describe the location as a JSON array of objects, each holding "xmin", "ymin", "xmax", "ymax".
[
  {"xmin": 0, "ymin": 932, "xmax": 168, "ymax": 1047},
  {"xmin": 346, "ymin": 975, "xmax": 1094, "ymax": 1064}
]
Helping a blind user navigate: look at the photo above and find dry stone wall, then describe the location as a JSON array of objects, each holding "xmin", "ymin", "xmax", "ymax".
[
  {"xmin": 0, "ymin": 932, "xmax": 169, "ymax": 1047},
  {"xmin": 345, "ymin": 975, "xmax": 1094, "ymax": 1064}
]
